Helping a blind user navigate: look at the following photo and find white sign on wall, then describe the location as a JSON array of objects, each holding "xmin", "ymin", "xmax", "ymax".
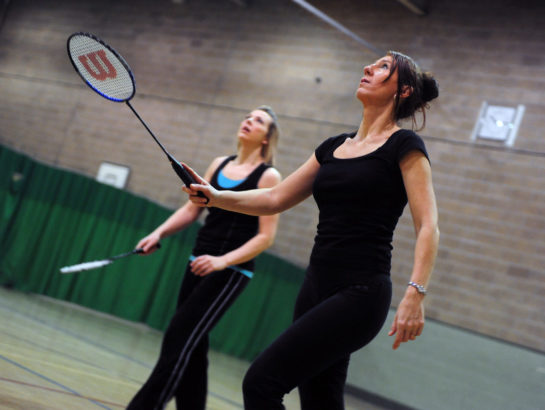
[{"xmin": 96, "ymin": 162, "xmax": 130, "ymax": 189}]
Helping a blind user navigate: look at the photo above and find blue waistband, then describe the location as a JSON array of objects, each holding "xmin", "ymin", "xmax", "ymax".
[{"xmin": 189, "ymin": 255, "xmax": 253, "ymax": 278}]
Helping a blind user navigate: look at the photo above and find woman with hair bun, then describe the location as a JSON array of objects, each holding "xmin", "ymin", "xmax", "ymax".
[{"xmin": 184, "ymin": 51, "xmax": 440, "ymax": 410}]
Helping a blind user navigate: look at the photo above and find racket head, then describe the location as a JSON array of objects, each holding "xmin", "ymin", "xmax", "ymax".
[
  {"xmin": 67, "ymin": 32, "xmax": 135, "ymax": 102},
  {"xmin": 60, "ymin": 259, "xmax": 113, "ymax": 274}
]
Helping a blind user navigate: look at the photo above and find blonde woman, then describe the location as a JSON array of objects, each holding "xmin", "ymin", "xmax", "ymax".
[{"xmin": 127, "ymin": 106, "xmax": 281, "ymax": 410}]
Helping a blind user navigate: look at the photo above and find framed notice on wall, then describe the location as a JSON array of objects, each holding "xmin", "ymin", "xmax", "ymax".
[
  {"xmin": 96, "ymin": 162, "xmax": 130, "ymax": 189},
  {"xmin": 471, "ymin": 102, "xmax": 525, "ymax": 147}
]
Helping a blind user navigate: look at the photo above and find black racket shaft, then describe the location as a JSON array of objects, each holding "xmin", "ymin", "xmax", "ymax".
[
  {"xmin": 111, "ymin": 248, "xmax": 144, "ymax": 260},
  {"xmin": 103, "ymin": 242, "xmax": 162, "ymax": 261},
  {"xmin": 126, "ymin": 101, "xmax": 203, "ymax": 190}
]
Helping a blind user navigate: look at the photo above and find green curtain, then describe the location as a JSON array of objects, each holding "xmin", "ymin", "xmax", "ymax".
[{"xmin": 0, "ymin": 144, "xmax": 305, "ymax": 361}]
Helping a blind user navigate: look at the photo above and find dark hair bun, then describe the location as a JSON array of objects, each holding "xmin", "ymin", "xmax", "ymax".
[{"xmin": 421, "ymin": 72, "xmax": 439, "ymax": 103}]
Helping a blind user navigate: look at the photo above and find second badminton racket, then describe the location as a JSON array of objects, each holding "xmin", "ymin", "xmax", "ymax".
[
  {"xmin": 67, "ymin": 32, "xmax": 207, "ymax": 200},
  {"xmin": 59, "ymin": 244, "xmax": 160, "ymax": 274}
]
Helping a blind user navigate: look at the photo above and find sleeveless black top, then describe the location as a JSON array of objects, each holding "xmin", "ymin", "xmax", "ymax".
[
  {"xmin": 193, "ymin": 155, "xmax": 271, "ymax": 271},
  {"xmin": 310, "ymin": 129, "xmax": 429, "ymax": 277}
]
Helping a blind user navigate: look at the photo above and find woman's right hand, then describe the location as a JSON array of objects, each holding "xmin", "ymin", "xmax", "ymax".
[
  {"xmin": 182, "ymin": 163, "xmax": 218, "ymax": 207},
  {"xmin": 136, "ymin": 232, "xmax": 161, "ymax": 254}
]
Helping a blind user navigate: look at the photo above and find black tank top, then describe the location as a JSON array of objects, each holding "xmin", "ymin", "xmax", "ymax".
[{"xmin": 193, "ymin": 155, "xmax": 271, "ymax": 271}]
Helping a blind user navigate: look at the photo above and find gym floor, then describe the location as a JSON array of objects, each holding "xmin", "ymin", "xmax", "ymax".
[{"xmin": 0, "ymin": 287, "xmax": 387, "ymax": 409}]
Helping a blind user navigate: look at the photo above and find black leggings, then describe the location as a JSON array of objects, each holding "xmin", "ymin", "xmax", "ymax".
[
  {"xmin": 127, "ymin": 263, "xmax": 249, "ymax": 410},
  {"xmin": 243, "ymin": 265, "xmax": 392, "ymax": 410}
]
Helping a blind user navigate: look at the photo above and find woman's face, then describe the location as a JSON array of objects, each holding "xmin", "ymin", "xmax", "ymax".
[
  {"xmin": 237, "ymin": 109, "xmax": 273, "ymax": 145},
  {"xmin": 356, "ymin": 55, "xmax": 398, "ymax": 105}
]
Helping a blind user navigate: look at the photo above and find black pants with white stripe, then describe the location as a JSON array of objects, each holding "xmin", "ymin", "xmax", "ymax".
[{"xmin": 127, "ymin": 263, "xmax": 249, "ymax": 410}]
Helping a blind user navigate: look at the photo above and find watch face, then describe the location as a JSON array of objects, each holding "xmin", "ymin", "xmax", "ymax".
[{"xmin": 478, "ymin": 105, "xmax": 516, "ymax": 141}]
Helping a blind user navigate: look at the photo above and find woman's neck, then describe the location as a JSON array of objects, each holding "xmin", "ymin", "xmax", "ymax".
[
  {"xmin": 355, "ymin": 104, "xmax": 398, "ymax": 142},
  {"xmin": 234, "ymin": 144, "xmax": 264, "ymax": 166}
]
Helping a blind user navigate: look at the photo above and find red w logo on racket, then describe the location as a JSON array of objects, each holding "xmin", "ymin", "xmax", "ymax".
[{"xmin": 78, "ymin": 50, "xmax": 117, "ymax": 81}]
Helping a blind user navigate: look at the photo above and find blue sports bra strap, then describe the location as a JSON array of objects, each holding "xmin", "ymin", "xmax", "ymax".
[{"xmin": 209, "ymin": 155, "xmax": 236, "ymax": 188}]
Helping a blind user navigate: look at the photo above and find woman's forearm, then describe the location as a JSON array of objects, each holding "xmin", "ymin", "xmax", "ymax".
[
  {"xmin": 215, "ymin": 187, "xmax": 281, "ymax": 216},
  {"xmin": 222, "ymin": 212, "xmax": 279, "ymax": 266},
  {"xmin": 221, "ymin": 232, "xmax": 275, "ymax": 267},
  {"xmin": 187, "ymin": 153, "xmax": 319, "ymax": 215},
  {"xmin": 154, "ymin": 202, "xmax": 201, "ymax": 238},
  {"xmin": 408, "ymin": 223, "xmax": 439, "ymax": 288}
]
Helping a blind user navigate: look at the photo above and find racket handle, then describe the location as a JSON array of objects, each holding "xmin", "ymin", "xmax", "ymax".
[
  {"xmin": 134, "ymin": 243, "xmax": 161, "ymax": 254},
  {"xmin": 170, "ymin": 159, "xmax": 195, "ymax": 186},
  {"xmin": 170, "ymin": 159, "xmax": 209, "ymax": 202}
]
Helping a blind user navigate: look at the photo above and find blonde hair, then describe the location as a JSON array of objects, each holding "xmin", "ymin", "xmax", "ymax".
[
  {"xmin": 237, "ymin": 105, "xmax": 280, "ymax": 165},
  {"xmin": 256, "ymin": 105, "xmax": 279, "ymax": 165}
]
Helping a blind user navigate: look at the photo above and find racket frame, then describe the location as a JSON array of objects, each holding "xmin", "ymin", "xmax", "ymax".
[
  {"xmin": 67, "ymin": 32, "xmax": 136, "ymax": 103},
  {"xmin": 59, "ymin": 244, "xmax": 161, "ymax": 274},
  {"xmin": 66, "ymin": 32, "xmax": 205, "ymax": 193}
]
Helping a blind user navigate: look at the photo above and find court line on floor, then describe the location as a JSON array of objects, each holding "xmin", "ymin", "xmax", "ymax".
[
  {"xmin": 0, "ymin": 300, "xmax": 151, "ymax": 368},
  {"xmin": 0, "ymin": 376, "xmax": 125, "ymax": 408},
  {"xmin": 0, "ymin": 295, "xmax": 245, "ymax": 408},
  {"xmin": 0, "ymin": 327, "xmax": 116, "ymax": 373},
  {"xmin": 0, "ymin": 348, "xmax": 140, "ymax": 388},
  {"xmin": 0, "ymin": 355, "xmax": 114, "ymax": 409},
  {"xmin": 0, "ymin": 328, "xmax": 145, "ymax": 385}
]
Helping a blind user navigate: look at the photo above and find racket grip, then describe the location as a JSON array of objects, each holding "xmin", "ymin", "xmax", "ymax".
[
  {"xmin": 135, "ymin": 243, "xmax": 161, "ymax": 254},
  {"xmin": 170, "ymin": 159, "xmax": 195, "ymax": 186},
  {"xmin": 170, "ymin": 160, "xmax": 209, "ymax": 202}
]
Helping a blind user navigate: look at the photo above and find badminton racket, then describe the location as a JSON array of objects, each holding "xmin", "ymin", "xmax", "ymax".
[
  {"xmin": 59, "ymin": 244, "xmax": 160, "ymax": 274},
  {"xmin": 66, "ymin": 32, "xmax": 207, "ymax": 200}
]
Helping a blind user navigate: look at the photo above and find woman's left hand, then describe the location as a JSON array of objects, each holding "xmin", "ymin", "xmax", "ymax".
[
  {"xmin": 388, "ymin": 289, "xmax": 425, "ymax": 350},
  {"xmin": 190, "ymin": 254, "xmax": 228, "ymax": 276}
]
